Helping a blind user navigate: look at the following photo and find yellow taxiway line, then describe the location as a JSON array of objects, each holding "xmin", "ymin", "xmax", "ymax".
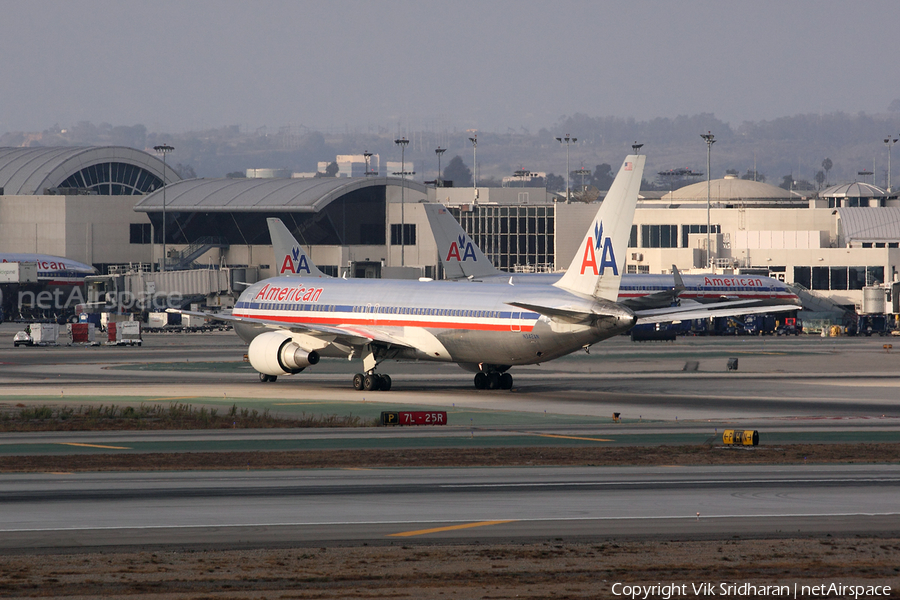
[
  {"xmin": 60, "ymin": 443, "xmax": 131, "ymax": 450},
  {"xmin": 531, "ymin": 433, "xmax": 614, "ymax": 442},
  {"xmin": 388, "ymin": 520, "xmax": 516, "ymax": 537}
]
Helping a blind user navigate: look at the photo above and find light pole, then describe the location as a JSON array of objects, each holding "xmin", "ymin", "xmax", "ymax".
[
  {"xmin": 700, "ymin": 132, "xmax": 715, "ymax": 269},
  {"xmin": 885, "ymin": 137, "xmax": 898, "ymax": 192},
  {"xmin": 153, "ymin": 144, "xmax": 174, "ymax": 272},
  {"xmin": 555, "ymin": 134, "xmax": 577, "ymax": 203},
  {"xmin": 394, "ymin": 137, "xmax": 409, "ymax": 266},
  {"xmin": 435, "ymin": 147, "xmax": 446, "ymax": 186},
  {"xmin": 468, "ymin": 135, "xmax": 477, "ymax": 188},
  {"xmin": 573, "ymin": 167, "xmax": 591, "ymax": 193},
  {"xmin": 363, "ymin": 151, "xmax": 375, "ymax": 176}
]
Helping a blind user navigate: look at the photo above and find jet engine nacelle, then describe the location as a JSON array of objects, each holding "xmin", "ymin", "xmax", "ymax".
[{"xmin": 248, "ymin": 331, "xmax": 320, "ymax": 376}]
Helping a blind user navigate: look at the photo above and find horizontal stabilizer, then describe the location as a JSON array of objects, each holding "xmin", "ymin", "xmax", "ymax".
[
  {"xmin": 507, "ymin": 302, "xmax": 594, "ymax": 324},
  {"xmin": 634, "ymin": 300, "xmax": 798, "ymax": 325}
]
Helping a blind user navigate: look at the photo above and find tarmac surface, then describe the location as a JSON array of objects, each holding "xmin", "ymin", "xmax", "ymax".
[
  {"xmin": 1, "ymin": 464, "xmax": 897, "ymax": 551},
  {"xmin": 1, "ymin": 323, "xmax": 899, "ymax": 550}
]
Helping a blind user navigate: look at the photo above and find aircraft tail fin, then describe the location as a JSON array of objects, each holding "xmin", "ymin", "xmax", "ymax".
[
  {"xmin": 553, "ymin": 155, "xmax": 645, "ymax": 300},
  {"xmin": 672, "ymin": 265, "xmax": 686, "ymax": 295},
  {"xmin": 423, "ymin": 203, "xmax": 501, "ymax": 280},
  {"xmin": 267, "ymin": 218, "xmax": 328, "ymax": 277}
]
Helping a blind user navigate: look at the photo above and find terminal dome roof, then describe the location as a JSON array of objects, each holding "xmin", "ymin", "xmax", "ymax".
[
  {"xmin": 134, "ymin": 176, "xmax": 427, "ymax": 212},
  {"xmin": 837, "ymin": 207, "xmax": 900, "ymax": 243},
  {"xmin": 661, "ymin": 176, "xmax": 794, "ymax": 201},
  {"xmin": 821, "ymin": 182, "xmax": 886, "ymax": 198},
  {"xmin": 0, "ymin": 146, "xmax": 180, "ymax": 195}
]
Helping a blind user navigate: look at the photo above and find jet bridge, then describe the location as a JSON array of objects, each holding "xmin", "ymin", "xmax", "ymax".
[{"xmin": 85, "ymin": 266, "xmax": 257, "ymax": 314}]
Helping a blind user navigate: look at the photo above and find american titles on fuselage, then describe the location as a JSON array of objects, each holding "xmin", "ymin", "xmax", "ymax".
[
  {"xmin": 254, "ymin": 283, "xmax": 324, "ymax": 303},
  {"xmin": 2, "ymin": 258, "xmax": 74, "ymax": 272},
  {"xmin": 703, "ymin": 277, "xmax": 765, "ymax": 287}
]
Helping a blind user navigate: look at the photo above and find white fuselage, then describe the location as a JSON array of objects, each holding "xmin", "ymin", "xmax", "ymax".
[
  {"xmin": 232, "ymin": 276, "xmax": 634, "ymax": 368},
  {"xmin": 464, "ymin": 272, "xmax": 799, "ymax": 306},
  {"xmin": 0, "ymin": 253, "xmax": 96, "ymax": 286}
]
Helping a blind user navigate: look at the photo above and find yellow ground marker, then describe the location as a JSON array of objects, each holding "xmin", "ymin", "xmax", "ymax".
[
  {"xmin": 388, "ymin": 520, "xmax": 516, "ymax": 537},
  {"xmin": 61, "ymin": 443, "xmax": 131, "ymax": 450},
  {"xmin": 144, "ymin": 396, "xmax": 200, "ymax": 402}
]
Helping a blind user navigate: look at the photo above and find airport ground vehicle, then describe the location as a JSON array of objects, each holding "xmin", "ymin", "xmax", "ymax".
[
  {"xmin": 776, "ymin": 317, "xmax": 802, "ymax": 335},
  {"xmin": 13, "ymin": 331, "xmax": 32, "ymax": 347}
]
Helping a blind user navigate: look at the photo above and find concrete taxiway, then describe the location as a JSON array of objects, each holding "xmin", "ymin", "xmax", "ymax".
[
  {"xmin": 2, "ymin": 324, "xmax": 900, "ymax": 424},
  {"xmin": 0, "ymin": 465, "xmax": 897, "ymax": 550}
]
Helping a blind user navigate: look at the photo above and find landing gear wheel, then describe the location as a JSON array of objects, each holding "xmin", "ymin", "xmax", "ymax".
[
  {"xmin": 353, "ymin": 373, "xmax": 365, "ymax": 391},
  {"xmin": 474, "ymin": 372, "xmax": 487, "ymax": 389},
  {"xmin": 259, "ymin": 372, "xmax": 276, "ymax": 383},
  {"xmin": 500, "ymin": 373, "xmax": 513, "ymax": 390},
  {"xmin": 380, "ymin": 374, "xmax": 392, "ymax": 391},
  {"xmin": 364, "ymin": 374, "xmax": 380, "ymax": 391},
  {"xmin": 487, "ymin": 372, "xmax": 501, "ymax": 390}
]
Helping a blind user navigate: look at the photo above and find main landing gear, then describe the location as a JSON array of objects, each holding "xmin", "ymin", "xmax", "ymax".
[
  {"xmin": 474, "ymin": 371, "xmax": 513, "ymax": 390},
  {"xmin": 259, "ymin": 373, "xmax": 278, "ymax": 383},
  {"xmin": 353, "ymin": 372, "xmax": 392, "ymax": 391}
]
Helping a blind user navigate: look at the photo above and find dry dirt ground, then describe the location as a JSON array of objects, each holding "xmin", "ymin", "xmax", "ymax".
[
  {"xmin": 1, "ymin": 443, "xmax": 898, "ymax": 472},
  {"xmin": 1, "ymin": 538, "xmax": 898, "ymax": 599}
]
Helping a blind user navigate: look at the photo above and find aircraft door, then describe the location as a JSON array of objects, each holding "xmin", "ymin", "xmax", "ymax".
[{"xmin": 510, "ymin": 311, "xmax": 521, "ymax": 332}]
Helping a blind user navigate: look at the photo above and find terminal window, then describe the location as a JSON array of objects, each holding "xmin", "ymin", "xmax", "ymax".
[
  {"xmin": 641, "ymin": 224, "xmax": 678, "ymax": 248},
  {"xmin": 129, "ymin": 223, "xmax": 151, "ymax": 244},
  {"xmin": 681, "ymin": 224, "xmax": 720, "ymax": 248},
  {"xmin": 451, "ymin": 205, "xmax": 554, "ymax": 272},
  {"xmin": 390, "ymin": 224, "xmax": 416, "ymax": 245},
  {"xmin": 793, "ymin": 265, "xmax": 884, "ymax": 290}
]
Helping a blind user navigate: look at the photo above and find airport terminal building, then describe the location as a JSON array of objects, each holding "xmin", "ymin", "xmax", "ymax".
[{"xmin": 2, "ymin": 146, "xmax": 900, "ymax": 319}]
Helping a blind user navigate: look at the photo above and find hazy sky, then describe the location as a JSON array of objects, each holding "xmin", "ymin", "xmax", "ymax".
[{"xmin": 3, "ymin": 0, "xmax": 899, "ymax": 135}]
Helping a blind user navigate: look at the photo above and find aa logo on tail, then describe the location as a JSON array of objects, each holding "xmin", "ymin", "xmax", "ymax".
[
  {"xmin": 280, "ymin": 247, "xmax": 311, "ymax": 274},
  {"xmin": 579, "ymin": 221, "xmax": 618, "ymax": 276},
  {"xmin": 446, "ymin": 234, "xmax": 477, "ymax": 262}
]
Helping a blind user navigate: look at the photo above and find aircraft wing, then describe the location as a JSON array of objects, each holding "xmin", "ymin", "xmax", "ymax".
[
  {"xmin": 166, "ymin": 308, "xmax": 401, "ymax": 348},
  {"xmin": 633, "ymin": 300, "xmax": 799, "ymax": 325}
]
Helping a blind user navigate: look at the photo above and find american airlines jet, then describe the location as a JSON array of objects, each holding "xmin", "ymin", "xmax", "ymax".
[
  {"xmin": 423, "ymin": 203, "xmax": 801, "ymax": 311},
  {"xmin": 0, "ymin": 253, "xmax": 96, "ymax": 286},
  {"xmin": 173, "ymin": 155, "xmax": 791, "ymax": 392}
]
